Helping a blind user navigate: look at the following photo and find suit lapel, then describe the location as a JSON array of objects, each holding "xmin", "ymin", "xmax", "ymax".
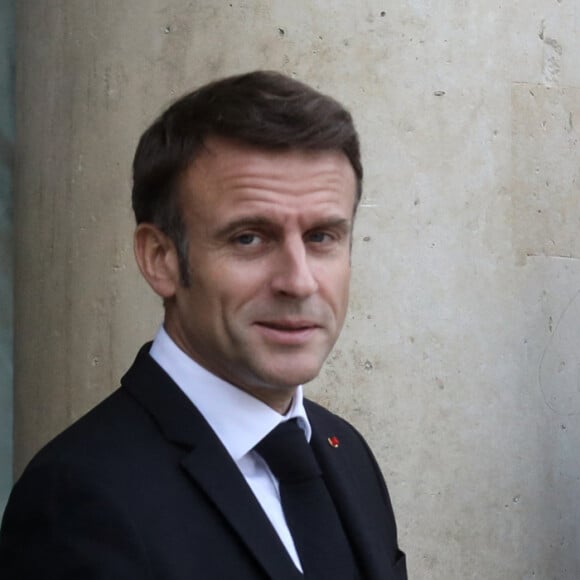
[
  {"xmin": 122, "ymin": 345, "xmax": 301, "ymax": 580},
  {"xmin": 180, "ymin": 433, "xmax": 302, "ymax": 580},
  {"xmin": 307, "ymin": 402, "xmax": 394, "ymax": 580}
]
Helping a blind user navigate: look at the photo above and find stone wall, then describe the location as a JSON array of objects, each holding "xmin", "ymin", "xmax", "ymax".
[{"xmin": 13, "ymin": 2, "xmax": 580, "ymax": 577}]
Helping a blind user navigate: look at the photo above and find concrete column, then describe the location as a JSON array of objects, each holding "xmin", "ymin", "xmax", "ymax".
[{"xmin": 15, "ymin": 2, "xmax": 580, "ymax": 578}]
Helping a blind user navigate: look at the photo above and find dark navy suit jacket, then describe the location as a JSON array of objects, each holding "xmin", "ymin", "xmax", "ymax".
[{"xmin": 0, "ymin": 344, "xmax": 407, "ymax": 579}]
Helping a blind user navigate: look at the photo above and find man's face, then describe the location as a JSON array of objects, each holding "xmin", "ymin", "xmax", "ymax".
[{"xmin": 164, "ymin": 137, "xmax": 356, "ymax": 412}]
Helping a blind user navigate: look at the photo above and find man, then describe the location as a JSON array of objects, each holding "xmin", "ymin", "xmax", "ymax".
[{"xmin": 0, "ymin": 71, "xmax": 406, "ymax": 579}]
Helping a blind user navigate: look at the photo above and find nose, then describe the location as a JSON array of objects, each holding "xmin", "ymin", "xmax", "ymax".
[{"xmin": 270, "ymin": 236, "xmax": 319, "ymax": 298}]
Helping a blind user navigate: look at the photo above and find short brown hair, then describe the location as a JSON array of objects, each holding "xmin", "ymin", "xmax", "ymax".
[{"xmin": 132, "ymin": 70, "xmax": 362, "ymax": 284}]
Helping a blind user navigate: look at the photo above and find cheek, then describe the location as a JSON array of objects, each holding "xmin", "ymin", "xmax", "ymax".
[
  {"xmin": 338, "ymin": 274, "xmax": 351, "ymax": 315},
  {"xmin": 320, "ymin": 261, "xmax": 351, "ymax": 310},
  {"xmin": 210, "ymin": 265, "xmax": 267, "ymax": 312}
]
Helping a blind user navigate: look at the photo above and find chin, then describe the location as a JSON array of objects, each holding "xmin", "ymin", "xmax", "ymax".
[
  {"xmin": 262, "ymin": 365, "xmax": 322, "ymax": 390},
  {"xmin": 246, "ymin": 349, "xmax": 328, "ymax": 389}
]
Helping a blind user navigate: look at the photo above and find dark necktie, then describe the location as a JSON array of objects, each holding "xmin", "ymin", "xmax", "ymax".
[{"xmin": 255, "ymin": 419, "xmax": 358, "ymax": 579}]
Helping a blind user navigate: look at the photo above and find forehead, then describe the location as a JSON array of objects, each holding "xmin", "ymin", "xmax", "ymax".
[{"xmin": 180, "ymin": 137, "xmax": 357, "ymax": 217}]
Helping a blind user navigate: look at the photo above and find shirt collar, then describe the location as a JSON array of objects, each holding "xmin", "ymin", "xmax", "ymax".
[{"xmin": 149, "ymin": 326, "xmax": 311, "ymax": 461}]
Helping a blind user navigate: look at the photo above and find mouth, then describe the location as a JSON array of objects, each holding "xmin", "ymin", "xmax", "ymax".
[
  {"xmin": 257, "ymin": 320, "xmax": 318, "ymax": 331},
  {"xmin": 254, "ymin": 320, "xmax": 320, "ymax": 345}
]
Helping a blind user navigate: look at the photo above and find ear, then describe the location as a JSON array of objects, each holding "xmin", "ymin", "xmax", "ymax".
[{"xmin": 133, "ymin": 223, "xmax": 180, "ymax": 298}]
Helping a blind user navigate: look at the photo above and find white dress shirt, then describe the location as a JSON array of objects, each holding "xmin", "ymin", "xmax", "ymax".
[{"xmin": 149, "ymin": 326, "xmax": 310, "ymax": 571}]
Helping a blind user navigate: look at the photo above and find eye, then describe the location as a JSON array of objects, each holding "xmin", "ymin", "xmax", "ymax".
[
  {"xmin": 306, "ymin": 231, "xmax": 333, "ymax": 244},
  {"xmin": 234, "ymin": 232, "xmax": 262, "ymax": 246}
]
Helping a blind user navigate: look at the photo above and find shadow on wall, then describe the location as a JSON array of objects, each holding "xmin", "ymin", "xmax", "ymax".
[
  {"xmin": 0, "ymin": 0, "xmax": 15, "ymax": 516},
  {"xmin": 0, "ymin": 131, "xmax": 12, "ymax": 167}
]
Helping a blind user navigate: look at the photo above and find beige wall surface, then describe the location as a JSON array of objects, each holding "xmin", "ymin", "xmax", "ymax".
[{"xmin": 14, "ymin": 1, "xmax": 580, "ymax": 578}]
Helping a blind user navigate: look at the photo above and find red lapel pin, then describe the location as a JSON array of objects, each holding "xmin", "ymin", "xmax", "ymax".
[{"xmin": 327, "ymin": 436, "xmax": 340, "ymax": 448}]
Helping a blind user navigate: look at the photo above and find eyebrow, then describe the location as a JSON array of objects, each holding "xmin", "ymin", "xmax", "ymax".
[
  {"xmin": 214, "ymin": 217, "xmax": 278, "ymax": 240},
  {"xmin": 214, "ymin": 216, "xmax": 353, "ymax": 239},
  {"xmin": 311, "ymin": 217, "xmax": 353, "ymax": 234}
]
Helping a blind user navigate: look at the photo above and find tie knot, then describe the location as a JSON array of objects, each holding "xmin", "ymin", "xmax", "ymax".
[{"xmin": 255, "ymin": 419, "xmax": 321, "ymax": 483}]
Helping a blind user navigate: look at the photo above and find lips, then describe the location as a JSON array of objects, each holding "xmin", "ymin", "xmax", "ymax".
[
  {"xmin": 254, "ymin": 320, "xmax": 320, "ymax": 345},
  {"xmin": 258, "ymin": 320, "xmax": 317, "ymax": 331}
]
